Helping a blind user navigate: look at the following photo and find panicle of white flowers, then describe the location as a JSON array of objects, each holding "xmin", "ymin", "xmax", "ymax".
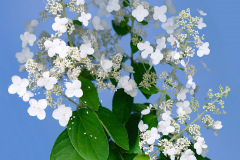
[
  {"xmin": 188, "ymin": 124, "xmax": 201, "ymax": 140},
  {"xmin": 45, "ymin": 0, "xmax": 63, "ymax": 16}
]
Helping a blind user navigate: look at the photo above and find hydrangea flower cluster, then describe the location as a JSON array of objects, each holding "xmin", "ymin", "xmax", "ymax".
[{"xmin": 8, "ymin": 0, "xmax": 230, "ymax": 159}]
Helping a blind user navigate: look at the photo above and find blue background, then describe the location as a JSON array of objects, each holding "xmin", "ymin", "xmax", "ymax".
[{"xmin": 0, "ymin": 0, "xmax": 239, "ymax": 159}]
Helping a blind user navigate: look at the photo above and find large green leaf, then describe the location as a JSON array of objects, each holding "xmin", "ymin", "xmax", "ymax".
[
  {"xmin": 108, "ymin": 141, "xmax": 125, "ymax": 160},
  {"xmin": 97, "ymin": 107, "xmax": 129, "ymax": 150},
  {"xmin": 112, "ymin": 20, "xmax": 131, "ymax": 36},
  {"xmin": 50, "ymin": 129, "xmax": 84, "ymax": 160},
  {"xmin": 124, "ymin": 113, "xmax": 142, "ymax": 154},
  {"xmin": 112, "ymin": 89, "xmax": 133, "ymax": 123},
  {"xmin": 132, "ymin": 63, "xmax": 159, "ymax": 99},
  {"xmin": 78, "ymin": 78, "xmax": 99, "ymax": 111},
  {"xmin": 67, "ymin": 109, "xmax": 109, "ymax": 160},
  {"xmin": 133, "ymin": 155, "xmax": 149, "ymax": 160},
  {"xmin": 142, "ymin": 111, "xmax": 158, "ymax": 130},
  {"xmin": 133, "ymin": 103, "xmax": 148, "ymax": 113}
]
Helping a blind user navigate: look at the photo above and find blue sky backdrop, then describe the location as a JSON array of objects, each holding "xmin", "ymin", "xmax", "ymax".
[{"xmin": 0, "ymin": 0, "xmax": 239, "ymax": 159}]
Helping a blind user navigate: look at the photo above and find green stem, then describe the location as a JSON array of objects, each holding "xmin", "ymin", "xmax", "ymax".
[
  {"xmin": 62, "ymin": 0, "xmax": 73, "ymax": 47},
  {"xmin": 60, "ymin": 92, "xmax": 80, "ymax": 107}
]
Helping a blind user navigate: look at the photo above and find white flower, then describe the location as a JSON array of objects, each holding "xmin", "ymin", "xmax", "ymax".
[
  {"xmin": 106, "ymin": 0, "xmax": 120, "ymax": 13},
  {"xmin": 213, "ymin": 121, "xmax": 223, "ymax": 136},
  {"xmin": 137, "ymin": 41, "xmax": 153, "ymax": 59},
  {"xmin": 122, "ymin": 63, "xmax": 135, "ymax": 73},
  {"xmin": 27, "ymin": 99, "xmax": 47, "ymax": 120},
  {"xmin": 92, "ymin": 16, "xmax": 104, "ymax": 31},
  {"xmin": 194, "ymin": 137, "xmax": 208, "ymax": 157},
  {"xmin": 25, "ymin": 20, "xmax": 39, "ymax": 34},
  {"xmin": 198, "ymin": 9, "xmax": 207, "ymax": 16},
  {"xmin": 118, "ymin": 76, "xmax": 138, "ymax": 97},
  {"xmin": 177, "ymin": 88, "xmax": 188, "ymax": 101},
  {"xmin": 141, "ymin": 104, "xmax": 153, "ymax": 115},
  {"xmin": 37, "ymin": 71, "xmax": 58, "ymax": 90},
  {"xmin": 197, "ymin": 42, "xmax": 210, "ymax": 57},
  {"xmin": 186, "ymin": 75, "xmax": 196, "ymax": 89},
  {"xmin": 176, "ymin": 101, "xmax": 192, "ymax": 116},
  {"xmin": 145, "ymin": 127, "xmax": 160, "ymax": 145},
  {"xmin": 180, "ymin": 149, "xmax": 197, "ymax": 160},
  {"xmin": 53, "ymin": 104, "xmax": 72, "ymax": 126},
  {"xmin": 101, "ymin": 19, "xmax": 111, "ymax": 30},
  {"xmin": 180, "ymin": 59, "xmax": 186, "ymax": 68},
  {"xmin": 8, "ymin": 75, "xmax": 29, "ymax": 97},
  {"xmin": 20, "ymin": 32, "xmax": 36, "ymax": 48},
  {"xmin": 22, "ymin": 91, "xmax": 34, "ymax": 102},
  {"xmin": 100, "ymin": 54, "xmax": 113, "ymax": 72},
  {"xmin": 167, "ymin": 34, "xmax": 176, "ymax": 46},
  {"xmin": 76, "ymin": 0, "xmax": 85, "ymax": 5},
  {"xmin": 158, "ymin": 120, "xmax": 175, "ymax": 135},
  {"xmin": 52, "ymin": 17, "xmax": 69, "ymax": 33},
  {"xmin": 156, "ymin": 37, "xmax": 166, "ymax": 51},
  {"xmin": 132, "ymin": 5, "xmax": 149, "ymax": 22},
  {"xmin": 165, "ymin": 0, "xmax": 177, "ymax": 15},
  {"xmin": 153, "ymin": 5, "xmax": 167, "ymax": 22},
  {"xmin": 138, "ymin": 120, "xmax": 148, "ymax": 132},
  {"xmin": 197, "ymin": 18, "xmax": 207, "ymax": 30},
  {"xmin": 161, "ymin": 17, "xmax": 178, "ymax": 34},
  {"xmin": 150, "ymin": 49, "xmax": 163, "ymax": 65},
  {"xmin": 15, "ymin": 47, "xmax": 34, "ymax": 63},
  {"xmin": 166, "ymin": 148, "xmax": 177, "ymax": 160},
  {"xmin": 65, "ymin": 80, "xmax": 83, "ymax": 98},
  {"xmin": 171, "ymin": 50, "xmax": 180, "ymax": 60},
  {"xmin": 78, "ymin": 12, "xmax": 91, "ymax": 26},
  {"xmin": 44, "ymin": 39, "xmax": 70, "ymax": 58},
  {"xmin": 80, "ymin": 42, "xmax": 94, "ymax": 58},
  {"xmin": 161, "ymin": 111, "xmax": 172, "ymax": 121},
  {"xmin": 98, "ymin": 2, "xmax": 111, "ymax": 17}
]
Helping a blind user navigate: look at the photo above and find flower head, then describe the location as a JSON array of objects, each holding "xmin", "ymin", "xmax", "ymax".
[
  {"xmin": 118, "ymin": 76, "xmax": 138, "ymax": 97},
  {"xmin": 106, "ymin": 0, "xmax": 120, "ymax": 13},
  {"xmin": 153, "ymin": 5, "xmax": 167, "ymax": 22},
  {"xmin": 37, "ymin": 71, "xmax": 58, "ymax": 90},
  {"xmin": 161, "ymin": 17, "xmax": 178, "ymax": 34},
  {"xmin": 20, "ymin": 32, "xmax": 36, "ymax": 48},
  {"xmin": 15, "ymin": 47, "xmax": 34, "ymax": 63},
  {"xmin": 197, "ymin": 42, "xmax": 210, "ymax": 57},
  {"xmin": 138, "ymin": 120, "xmax": 148, "ymax": 132},
  {"xmin": 80, "ymin": 42, "xmax": 94, "ymax": 58},
  {"xmin": 176, "ymin": 101, "xmax": 192, "ymax": 116},
  {"xmin": 52, "ymin": 17, "xmax": 69, "ymax": 33},
  {"xmin": 180, "ymin": 149, "xmax": 197, "ymax": 160},
  {"xmin": 8, "ymin": 75, "xmax": 29, "ymax": 97},
  {"xmin": 78, "ymin": 12, "xmax": 91, "ymax": 26},
  {"xmin": 194, "ymin": 137, "xmax": 208, "ymax": 157},
  {"xmin": 197, "ymin": 18, "xmax": 206, "ymax": 30},
  {"xmin": 137, "ymin": 41, "xmax": 153, "ymax": 59},
  {"xmin": 100, "ymin": 54, "xmax": 113, "ymax": 73},
  {"xmin": 44, "ymin": 39, "xmax": 70, "ymax": 58},
  {"xmin": 150, "ymin": 49, "xmax": 163, "ymax": 65}
]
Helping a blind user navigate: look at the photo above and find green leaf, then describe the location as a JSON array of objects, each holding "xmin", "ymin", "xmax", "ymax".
[
  {"xmin": 108, "ymin": 141, "xmax": 125, "ymax": 160},
  {"xmin": 73, "ymin": 20, "xmax": 82, "ymax": 26},
  {"xmin": 133, "ymin": 155, "xmax": 150, "ymax": 160},
  {"xmin": 110, "ymin": 78, "xmax": 118, "ymax": 87},
  {"xmin": 50, "ymin": 129, "xmax": 84, "ymax": 160},
  {"xmin": 140, "ymin": 21, "xmax": 148, "ymax": 25},
  {"xmin": 67, "ymin": 109, "xmax": 109, "ymax": 160},
  {"xmin": 123, "ymin": 0, "xmax": 130, "ymax": 7},
  {"xmin": 120, "ymin": 17, "xmax": 129, "ymax": 27},
  {"xmin": 78, "ymin": 78, "xmax": 99, "ymax": 111},
  {"xmin": 166, "ymin": 94, "xmax": 171, "ymax": 101},
  {"xmin": 132, "ymin": 62, "xmax": 159, "ymax": 99},
  {"xmin": 130, "ymin": 35, "xmax": 142, "ymax": 54},
  {"xmin": 112, "ymin": 20, "xmax": 131, "ymax": 36},
  {"xmin": 142, "ymin": 111, "xmax": 158, "ymax": 130},
  {"xmin": 133, "ymin": 103, "xmax": 148, "ymax": 113},
  {"xmin": 124, "ymin": 113, "xmax": 142, "ymax": 154},
  {"xmin": 112, "ymin": 89, "xmax": 133, "ymax": 123},
  {"xmin": 78, "ymin": 68, "xmax": 94, "ymax": 80},
  {"xmin": 97, "ymin": 107, "xmax": 129, "ymax": 150}
]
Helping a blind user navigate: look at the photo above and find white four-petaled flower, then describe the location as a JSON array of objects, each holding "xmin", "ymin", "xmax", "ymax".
[
  {"xmin": 8, "ymin": 75, "xmax": 29, "ymax": 97},
  {"xmin": 78, "ymin": 12, "xmax": 91, "ymax": 26},
  {"xmin": 141, "ymin": 104, "xmax": 153, "ymax": 115},
  {"xmin": 161, "ymin": 17, "xmax": 178, "ymax": 34},
  {"xmin": 137, "ymin": 41, "xmax": 153, "ymax": 59},
  {"xmin": 44, "ymin": 39, "xmax": 70, "ymax": 58},
  {"xmin": 28, "ymin": 99, "xmax": 48, "ymax": 120},
  {"xmin": 145, "ymin": 127, "xmax": 160, "ymax": 145},
  {"xmin": 158, "ymin": 120, "xmax": 175, "ymax": 135},
  {"xmin": 138, "ymin": 120, "xmax": 148, "ymax": 132},
  {"xmin": 197, "ymin": 42, "xmax": 210, "ymax": 57},
  {"xmin": 100, "ymin": 54, "xmax": 113, "ymax": 73},
  {"xmin": 132, "ymin": 5, "xmax": 149, "ymax": 22},
  {"xmin": 156, "ymin": 37, "xmax": 166, "ymax": 51},
  {"xmin": 92, "ymin": 16, "xmax": 104, "ymax": 31},
  {"xmin": 153, "ymin": 5, "xmax": 167, "ymax": 22},
  {"xmin": 20, "ymin": 32, "xmax": 36, "ymax": 48},
  {"xmin": 197, "ymin": 18, "xmax": 206, "ymax": 30},
  {"xmin": 176, "ymin": 101, "xmax": 192, "ymax": 116},
  {"xmin": 65, "ymin": 80, "xmax": 83, "ymax": 98},
  {"xmin": 180, "ymin": 149, "xmax": 197, "ymax": 160},
  {"xmin": 76, "ymin": 0, "xmax": 85, "ymax": 5},
  {"xmin": 213, "ymin": 121, "xmax": 222, "ymax": 136},
  {"xmin": 15, "ymin": 47, "xmax": 34, "ymax": 63},
  {"xmin": 150, "ymin": 49, "xmax": 163, "ymax": 65},
  {"xmin": 52, "ymin": 104, "xmax": 73, "ymax": 126},
  {"xmin": 194, "ymin": 137, "xmax": 208, "ymax": 157},
  {"xmin": 80, "ymin": 42, "xmax": 94, "ymax": 58},
  {"xmin": 37, "ymin": 71, "xmax": 58, "ymax": 90},
  {"xmin": 52, "ymin": 17, "xmax": 69, "ymax": 33},
  {"xmin": 118, "ymin": 76, "xmax": 138, "ymax": 97},
  {"xmin": 177, "ymin": 88, "xmax": 188, "ymax": 101},
  {"xmin": 106, "ymin": 0, "xmax": 120, "ymax": 13}
]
